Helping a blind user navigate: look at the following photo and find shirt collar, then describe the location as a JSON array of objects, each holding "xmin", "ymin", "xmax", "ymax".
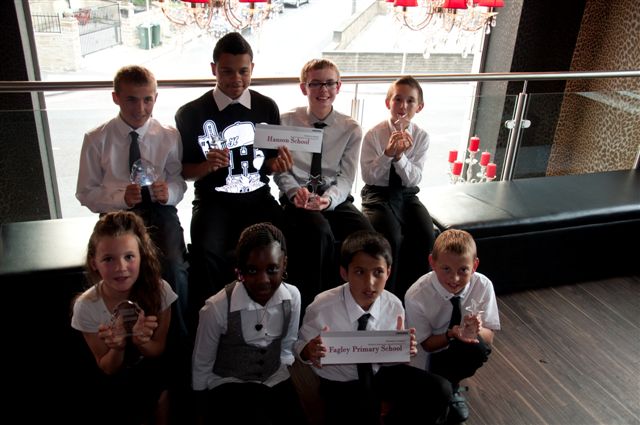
[
  {"xmin": 116, "ymin": 114, "xmax": 151, "ymax": 140},
  {"xmin": 306, "ymin": 106, "xmax": 335, "ymax": 126},
  {"xmin": 343, "ymin": 283, "xmax": 381, "ymax": 324},
  {"xmin": 229, "ymin": 280, "xmax": 291, "ymax": 312},
  {"xmin": 431, "ymin": 274, "xmax": 471, "ymax": 301},
  {"xmin": 213, "ymin": 86, "xmax": 251, "ymax": 111}
]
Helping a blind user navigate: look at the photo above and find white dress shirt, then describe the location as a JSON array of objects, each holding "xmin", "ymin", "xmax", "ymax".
[
  {"xmin": 275, "ymin": 107, "xmax": 363, "ymax": 210},
  {"xmin": 192, "ymin": 281, "xmax": 301, "ymax": 391},
  {"xmin": 76, "ymin": 115, "xmax": 186, "ymax": 212},
  {"xmin": 404, "ymin": 271, "xmax": 500, "ymax": 370},
  {"xmin": 295, "ymin": 283, "xmax": 406, "ymax": 382},
  {"xmin": 213, "ymin": 85, "xmax": 252, "ymax": 110},
  {"xmin": 360, "ymin": 118, "xmax": 430, "ymax": 187}
]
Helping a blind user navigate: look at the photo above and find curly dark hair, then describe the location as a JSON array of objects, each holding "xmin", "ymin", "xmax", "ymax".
[
  {"xmin": 85, "ymin": 211, "xmax": 163, "ymax": 316},
  {"xmin": 235, "ymin": 222, "xmax": 287, "ymax": 273}
]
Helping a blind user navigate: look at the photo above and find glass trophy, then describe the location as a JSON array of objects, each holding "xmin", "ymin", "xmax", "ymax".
[
  {"xmin": 305, "ymin": 175, "xmax": 324, "ymax": 209},
  {"xmin": 109, "ymin": 300, "xmax": 143, "ymax": 338},
  {"xmin": 393, "ymin": 114, "xmax": 409, "ymax": 132},
  {"xmin": 130, "ymin": 159, "xmax": 159, "ymax": 187},
  {"xmin": 461, "ymin": 298, "xmax": 484, "ymax": 340}
]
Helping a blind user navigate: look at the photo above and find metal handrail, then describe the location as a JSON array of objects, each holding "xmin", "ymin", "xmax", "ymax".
[{"xmin": 1, "ymin": 70, "xmax": 639, "ymax": 92}]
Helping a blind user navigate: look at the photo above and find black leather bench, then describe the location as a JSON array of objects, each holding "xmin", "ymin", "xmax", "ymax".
[
  {"xmin": 0, "ymin": 216, "xmax": 98, "ymax": 418},
  {"xmin": 423, "ymin": 170, "xmax": 640, "ymax": 294}
]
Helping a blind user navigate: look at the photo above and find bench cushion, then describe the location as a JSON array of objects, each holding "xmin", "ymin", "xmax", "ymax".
[
  {"xmin": 425, "ymin": 170, "xmax": 640, "ymax": 239},
  {"xmin": 423, "ymin": 170, "xmax": 640, "ymax": 293}
]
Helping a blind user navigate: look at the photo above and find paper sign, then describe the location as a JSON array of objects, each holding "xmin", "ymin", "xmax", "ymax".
[
  {"xmin": 320, "ymin": 330, "xmax": 411, "ymax": 365},
  {"xmin": 254, "ymin": 123, "xmax": 323, "ymax": 153}
]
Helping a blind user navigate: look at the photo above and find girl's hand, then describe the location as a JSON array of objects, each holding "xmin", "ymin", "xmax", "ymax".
[
  {"xmin": 98, "ymin": 323, "xmax": 126, "ymax": 351},
  {"xmin": 132, "ymin": 313, "xmax": 158, "ymax": 347}
]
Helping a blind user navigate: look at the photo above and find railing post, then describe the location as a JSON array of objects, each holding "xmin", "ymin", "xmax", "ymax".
[
  {"xmin": 501, "ymin": 80, "xmax": 529, "ymax": 181},
  {"xmin": 350, "ymin": 82, "xmax": 364, "ymax": 123}
]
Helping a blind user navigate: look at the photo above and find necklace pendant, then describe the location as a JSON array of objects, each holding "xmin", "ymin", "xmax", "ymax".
[{"xmin": 255, "ymin": 324, "xmax": 263, "ymax": 331}]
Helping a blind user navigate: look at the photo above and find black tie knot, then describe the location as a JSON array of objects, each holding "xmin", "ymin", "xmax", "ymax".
[
  {"xmin": 357, "ymin": 313, "xmax": 371, "ymax": 331},
  {"xmin": 313, "ymin": 122, "xmax": 327, "ymax": 129}
]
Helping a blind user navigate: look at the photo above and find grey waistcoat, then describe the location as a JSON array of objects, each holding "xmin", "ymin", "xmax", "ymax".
[{"xmin": 213, "ymin": 282, "xmax": 291, "ymax": 382}]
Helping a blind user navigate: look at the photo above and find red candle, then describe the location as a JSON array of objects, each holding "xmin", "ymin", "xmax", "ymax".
[
  {"xmin": 469, "ymin": 136, "xmax": 480, "ymax": 152},
  {"xmin": 448, "ymin": 150, "xmax": 458, "ymax": 163},
  {"xmin": 486, "ymin": 162, "xmax": 497, "ymax": 178},
  {"xmin": 480, "ymin": 151, "xmax": 491, "ymax": 166},
  {"xmin": 452, "ymin": 161, "xmax": 463, "ymax": 176}
]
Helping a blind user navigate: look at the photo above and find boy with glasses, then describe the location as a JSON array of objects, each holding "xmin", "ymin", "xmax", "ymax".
[{"xmin": 274, "ymin": 58, "xmax": 372, "ymax": 310}]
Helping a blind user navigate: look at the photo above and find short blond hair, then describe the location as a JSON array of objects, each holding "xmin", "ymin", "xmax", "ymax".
[
  {"xmin": 431, "ymin": 229, "xmax": 477, "ymax": 260},
  {"xmin": 299, "ymin": 58, "xmax": 341, "ymax": 83}
]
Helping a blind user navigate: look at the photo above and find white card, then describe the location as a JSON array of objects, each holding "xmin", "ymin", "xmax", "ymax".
[
  {"xmin": 320, "ymin": 330, "xmax": 411, "ymax": 365},
  {"xmin": 254, "ymin": 123, "xmax": 323, "ymax": 153}
]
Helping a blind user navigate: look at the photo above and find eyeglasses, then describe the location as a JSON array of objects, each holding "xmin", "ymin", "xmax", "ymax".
[{"xmin": 307, "ymin": 80, "xmax": 339, "ymax": 90}]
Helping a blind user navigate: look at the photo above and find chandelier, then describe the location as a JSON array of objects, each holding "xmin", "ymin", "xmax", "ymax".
[
  {"xmin": 387, "ymin": 0, "xmax": 503, "ymax": 32},
  {"xmin": 156, "ymin": 0, "xmax": 280, "ymax": 38},
  {"xmin": 386, "ymin": 0, "xmax": 504, "ymax": 57}
]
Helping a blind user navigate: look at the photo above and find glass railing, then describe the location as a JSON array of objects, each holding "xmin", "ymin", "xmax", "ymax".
[{"xmin": 1, "ymin": 70, "xmax": 639, "ymax": 238}]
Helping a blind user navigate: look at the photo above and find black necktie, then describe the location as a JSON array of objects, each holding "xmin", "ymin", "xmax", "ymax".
[
  {"xmin": 129, "ymin": 131, "xmax": 140, "ymax": 171},
  {"xmin": 129, "ymin": 131, "xmax": 152, "ymax": 204},
  {"xmin": 309, "ymin": 122, "xmax": 326, "ymax": 183},
  {"xmin": 389, "ymin": 163, "xmax": 403, "ymax": 187},
  {"xmin": 449, "ymin": 296, "xmax": 462, "ymax": 330},
  {"xmin": 357, "ymin": 313, "xmax": 374, "ymax": 390}
]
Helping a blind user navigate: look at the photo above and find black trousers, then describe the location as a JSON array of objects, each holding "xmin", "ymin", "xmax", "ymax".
[
  {"xmin": 281, "ymin": 195, "xmax": 373, "ymax": 310},
  {"xmin": 320, "ymin": 364, "xmax": 451, "ymax": 425},
  {"xmin": 361, "ymin": 185, "xmax": 435, "ymax": 299},
  {"xmin": 202, "ymin": 379, "xmax": 305, "ymax": 425},
  {"xmin": 429, "ymin": 336, "xmax": 492, "ymax": 387}
]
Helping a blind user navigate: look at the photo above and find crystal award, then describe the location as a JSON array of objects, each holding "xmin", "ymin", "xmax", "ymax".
[
  {"xmin": 130, "ymin": 159, "xmax": 159, "ymax": 187},
  {"xmin": 461, "ymin": 298, "xmax": 484, "ymax": 340},
  {"xmin": 109, "ymin": 300, "xmax": 143, "ymax": 338}
]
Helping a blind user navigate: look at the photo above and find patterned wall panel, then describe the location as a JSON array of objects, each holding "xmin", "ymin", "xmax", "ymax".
[{"xmin": 548, "ymin": 0, "xmax": 640, "ymax": 175}]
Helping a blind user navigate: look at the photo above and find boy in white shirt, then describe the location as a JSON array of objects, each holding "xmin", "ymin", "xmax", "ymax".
[
  {"xmin": 405, "ymin": 229, "xmax": 500, "ymax": 424},
  {"xmin": 296, "ymin": 230, "xmax": 450, "ymax": 424}
]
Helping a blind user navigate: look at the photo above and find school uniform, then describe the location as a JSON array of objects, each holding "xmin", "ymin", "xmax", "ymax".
[
  {"xmin": 360, "ymin": 118, "xmax": 435, "ymax": 298},
  {"xmin": 405, "ymin": 271, "xmax": 500, "ymax": 384},
  {"xmin": 193, "ymin": 281, "xmax": 303, "ymax": 424},
  {"xmin": 275, "ymin": 107, "xmax": 373, "ymax": 308},
  {"xmin": 296, "ymin": 283, "xmax": 450, "ymax": 425},
  {"xmin": 175, "ymin": 87, "xmax": 284, "ymax": 306}
]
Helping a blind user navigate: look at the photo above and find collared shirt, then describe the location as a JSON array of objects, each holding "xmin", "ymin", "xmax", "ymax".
[
  {"xmin": 71, "ymin": 279, "xmax": 177, "ymax": 333},
  {"xmin": 76, "ymin": 115, "xmax": 186, "ymax": 212},
  {"xmin": 294, "ymin": 283, "xmax": 406, "ymax": 382},
  {"xmin": 213, "ymin": 86, "xmax": 252, "ymax": 111},
  {"xmin": 192, "ymin": 281, "xmax": 301, "ymax": 391},
  {"xmin": 404, "ymin": 271, "xmax": 500, "ymax": 370},
  {"xmin": 360, "ymin": 118, "xmax": 430, "ymax": 187},
  {"xmin": 275, "ymin": 106, "xmax": 363, "ymax": 211}
]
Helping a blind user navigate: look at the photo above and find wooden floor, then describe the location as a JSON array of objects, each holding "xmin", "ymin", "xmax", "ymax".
[{"xmin": 463, "ymin": 275, "xmax": 640, "ymax": 425}]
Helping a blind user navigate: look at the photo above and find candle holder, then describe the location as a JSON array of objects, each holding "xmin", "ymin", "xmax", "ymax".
[{"xmin": 447, "ymin": 139, "xmax": 497, "ymax": 184}]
